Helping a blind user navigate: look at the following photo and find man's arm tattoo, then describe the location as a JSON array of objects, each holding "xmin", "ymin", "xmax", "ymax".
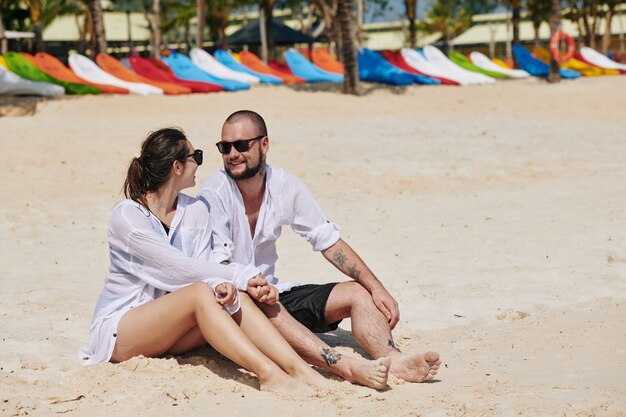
[
  {"xmin": 388, "ymin": 339, "xmax": 401, "ymax": 353},
  {"xmin": 348, "ymin": 264, "xmax": 361, "ymax": 280},
  {"xmin": 321, "ymin": 348, "xmax": 342, "ymax": 365},
  {"xmin": 332, "ymin": 249, "xmax": 346, "ymax": 268}
]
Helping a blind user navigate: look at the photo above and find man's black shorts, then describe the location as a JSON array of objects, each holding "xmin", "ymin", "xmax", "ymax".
[{"xmin": 280, "ymin": 283, "xmax": 342, "ymax": 333}]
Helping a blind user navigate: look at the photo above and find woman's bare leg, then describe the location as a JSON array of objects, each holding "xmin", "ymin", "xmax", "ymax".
[
  {"xmin": 111, "ymin": 282, "xmax": 312, "ymax": 394},
  {"xmin": 235, "ymin": 293, "xmax": 334, "ymax": 389}
]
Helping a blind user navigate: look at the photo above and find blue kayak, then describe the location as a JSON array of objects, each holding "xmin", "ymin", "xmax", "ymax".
[
  {"xmin": 162, "ymin": 52, "xmax": 250, "ymax": 91},
  {"xmin": 512, "ymin": 44, "xmax": 581, "ymax": 79},
  {"xmin": 284, "ymin": 49, "xmax": 344, "ymax": 83},
  {"xmin": 214, "ymin": 50, "xmax": 283, "ymax": 85},
  {"xmin": 359, "ymin": 48, "xmax": 439, "ymax": 85}
]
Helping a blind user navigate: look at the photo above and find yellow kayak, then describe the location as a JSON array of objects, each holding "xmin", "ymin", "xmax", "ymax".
[
  {"xmin": 532, "ymin": 46, "xmax": 616, "ymax": 76},
  {"xmin": 0, "ymin": 55, "xmax": 9, "ymax": 70}
]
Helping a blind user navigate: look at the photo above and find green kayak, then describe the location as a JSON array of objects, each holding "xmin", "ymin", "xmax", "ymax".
[
  {"xmin": 5, "ymin": 52, "xmax": 100, "ymax": 95},
  {"xmin": 449, "ymin": 51, "xmax": 509, "ymax": 79}
]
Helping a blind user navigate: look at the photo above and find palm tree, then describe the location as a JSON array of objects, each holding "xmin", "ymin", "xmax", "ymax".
[
  {"xmin": 510, "ymin": 0, "xmax": 520, "ymax": 44},
  {"xmin": 88, "ymin": 0, "xmax": 106, "ymax": 56},
  {"xmin": 600, "ymin": 0, "xmax": 619, "ymax": 53},
  {"xmin": 337, "ymin": 0, "xmax": 357, "ymax": 94},
  {"xmin": 24, "ymin": 0, "xmax": 45, "ymax": 51},
  {"xmin": 548, "ymin": 0, "xmax": 560, "ymax": 82},
  {"xmin": 196, "ymin": 0, "xmax": 205, "ymax": 48},
  {"xmin": 422, "ymin": 0, "xmax": 472, "ymax": 52},
  {"xmin": 151, "ymin": 0, "xmax": 160, "ymax": 53},
  {"xmin": 404, "ymin": 0, "xmax": 418, "ymax": 48},
  {"xmin": 526, "ymin": 0, "xmax": 550, "ymax": 47}
]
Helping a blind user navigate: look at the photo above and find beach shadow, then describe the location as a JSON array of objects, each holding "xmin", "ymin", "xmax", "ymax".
[
  {"xmin": 317, "ymin": 328, "xmax": 370, "ymax": 359},
  {"xmin": 359, "ymin": 83, "xmax": 409, "ymax": 96},
  {"xmin": 0, "ymin": 95, "xmax": 76, "ymax": 117},
  {"xmin": 171, "ymin": 344, "xmax": 260, "ymax": 390},
  {"xmin": 286, "ymin": 82, "xmax": 343, "ymax": 93},
  {"xmin": 285, "ymin": 81, "xmax": 410, "ymax": 96}
]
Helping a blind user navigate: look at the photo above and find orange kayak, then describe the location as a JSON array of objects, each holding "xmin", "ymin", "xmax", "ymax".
[
  {"xmin": 311, "ymin": 48, "xmax": 344, "ymax": 74},
  {"xmin": 96, "ymin": 53, "xmax": 191, "ymax": 95},
  {"xmin": 239, "ymin": 51, "xmax": 305, "ymax": 84},
  {"xmin": 34, "ymin": 52, "xmax": 129, "ymax": 94}
]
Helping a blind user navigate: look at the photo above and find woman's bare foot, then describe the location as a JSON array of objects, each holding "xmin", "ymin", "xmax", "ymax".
[
  {"xmin": 389, "ymin": 351, "xmax": 441, "ymax": 383},
  {"xmin": 292, "ymin": 366, "xmax": 336, "ymax": 390},
  {"xmin": 259, "ymin": 371, "xmax": 316, "ymax": 397},
  {"xmin": 344, "ymin": 357, "xmax": 391, "ymax": 390}
]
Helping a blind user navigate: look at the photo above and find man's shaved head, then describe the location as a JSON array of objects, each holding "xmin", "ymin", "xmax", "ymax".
[{"xmin": 223, "ymin": 110, "xmax": 268, "ymax": 137}]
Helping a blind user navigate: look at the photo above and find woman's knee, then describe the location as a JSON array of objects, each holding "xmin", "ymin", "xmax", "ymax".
[{"xmin": 187, "ymin": 282, "xmax": 217, "ymax": 307}]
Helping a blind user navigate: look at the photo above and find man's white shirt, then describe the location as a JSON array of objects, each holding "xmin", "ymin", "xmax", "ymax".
[{"xmin": 199, "ymin": 165, "xmax": 341, "ymax": 292}]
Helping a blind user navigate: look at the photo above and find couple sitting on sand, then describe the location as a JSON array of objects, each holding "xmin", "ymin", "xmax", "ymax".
[{"xmin": 79, "ymin": 110, "xmax": 440, "ymax": 393}]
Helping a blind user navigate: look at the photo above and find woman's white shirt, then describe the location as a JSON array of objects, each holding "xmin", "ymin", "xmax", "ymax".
[{"xmin": 78, "ymin": 194, "xmax": 260, "ymax": 365}]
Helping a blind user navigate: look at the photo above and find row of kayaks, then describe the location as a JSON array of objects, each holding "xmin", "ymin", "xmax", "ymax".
[{"xmin": 1, "ymin": 44, "xmax": 625, "ymax": 96}]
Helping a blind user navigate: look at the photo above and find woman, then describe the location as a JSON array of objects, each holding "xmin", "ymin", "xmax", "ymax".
[{"xmin": 79, "ymin": 127, "xmax": 330, "ymax": 394}]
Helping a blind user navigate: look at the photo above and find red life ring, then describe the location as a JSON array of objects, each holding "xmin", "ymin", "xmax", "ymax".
[{"xmin": 550, "ymin": 31, "xmax": 575, "ymax": 63}]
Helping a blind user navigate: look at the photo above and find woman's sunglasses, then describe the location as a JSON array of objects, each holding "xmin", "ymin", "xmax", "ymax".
[
  {"xmin": 187, "ymin": 149, "xmax": 203, "ymax": 165},
  {"xmin": 215, "ymin": 135, "xmax": 264, "ymax": 155}
]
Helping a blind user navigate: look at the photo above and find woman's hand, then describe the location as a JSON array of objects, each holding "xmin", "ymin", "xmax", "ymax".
[{"xmin": 215, "ymin": 282, "xmax": 238, "ymax": 307}]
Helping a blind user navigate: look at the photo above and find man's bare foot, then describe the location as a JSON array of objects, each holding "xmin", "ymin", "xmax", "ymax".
[
  {"xmin": 389, "ymin": 351, "xmax": 441, "ymax": 383},
  {"xmin": 259, "ymin": 372, "xmax": 316, "ymax": 397},
  {"xmin": 344, "ymin": 357, "xmax": 391, "ymax": 390}
]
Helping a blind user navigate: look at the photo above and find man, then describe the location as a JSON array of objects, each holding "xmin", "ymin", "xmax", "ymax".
[{"xmin": 199, "ymin": 110, "xmax": 440, "ymax": 389}]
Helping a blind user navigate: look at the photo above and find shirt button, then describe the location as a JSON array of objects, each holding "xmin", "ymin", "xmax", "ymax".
[
  {"xmin": 223, "ymin": 243, "xmax": 228, "ymax": 247},
  {"xmin": 113, "ymin": 333, "xmax": 117, "ymax": 338}
]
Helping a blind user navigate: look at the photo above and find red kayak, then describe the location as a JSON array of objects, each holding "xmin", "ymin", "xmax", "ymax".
[
  {"xmin": 131, "ymin": 55, "xmax": 224, "ymax": 93},
  {"xmin": 382, "ymin": 50, "xmax": 459, "ymax": 86}
]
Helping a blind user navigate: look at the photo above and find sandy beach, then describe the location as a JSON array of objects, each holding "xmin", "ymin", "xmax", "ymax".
[{"xmin": 1, "ymin": 76, "xmax": 625, "ymax": 416}]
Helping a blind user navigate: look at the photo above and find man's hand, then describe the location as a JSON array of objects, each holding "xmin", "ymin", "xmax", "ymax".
[
  {"xmin": 246, "ymin": 274, "xmax": 269, "ymax": 300},
  {"xmin": 258, "ymin": 285, "xmax": 279, "ymax": 305},
  {"xmin": 246, "ymin": 274, "xmax": 279, "ymax": 305},
  {"xmin": 371, "ymin": 287, "xmax": 400, "ymax": 329},
  {"xmin": 215, "ymin": 283, "xmax": 237, "ymax": 307}
]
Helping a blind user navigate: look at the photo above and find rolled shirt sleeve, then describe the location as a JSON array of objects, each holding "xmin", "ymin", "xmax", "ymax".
[{"xmin": 288, "ymin": 173, "xmax": 341, "ymax": 251}]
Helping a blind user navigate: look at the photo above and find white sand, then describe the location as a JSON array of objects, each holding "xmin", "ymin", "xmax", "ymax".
[{"xmin": 1, "ymin": 76, "xmax": 625, "ymax": 416}]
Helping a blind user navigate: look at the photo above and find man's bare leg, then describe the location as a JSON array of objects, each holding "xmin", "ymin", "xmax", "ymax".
[
  {"xmin": 255, "ymin": 300, "xmax": 390, "ymax": 390},
  {"xmin": 325, "ymin": 282, "xmax": 441, "ymax": 383}
]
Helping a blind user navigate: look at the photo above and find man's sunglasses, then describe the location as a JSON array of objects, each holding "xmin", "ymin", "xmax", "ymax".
[
  {"xmin": 215, "ymin": 135, "xmax": 264, "ymax": 155},
  {"xmin": 187, "ymin": 149, "xmax": 203, "ymax": 165}
]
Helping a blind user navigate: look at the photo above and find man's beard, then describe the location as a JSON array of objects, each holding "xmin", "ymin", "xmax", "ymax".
[{"xmin": 225, "ymin": 150, "xmax": 266, "ymax": 180}]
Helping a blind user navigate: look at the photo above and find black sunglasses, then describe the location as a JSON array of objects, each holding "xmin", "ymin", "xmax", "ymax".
[
  {"xmin": 215, "ymin": 135, "xmax": 264, "ymax": 155},
  {"xmin": 187, "ymin": 149, "xmax": 203, "ymax": 165}
]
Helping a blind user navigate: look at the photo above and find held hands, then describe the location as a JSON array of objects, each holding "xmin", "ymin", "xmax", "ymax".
[
  {"xmin": 215, "ymin": 282, "xmax": 238, "ymax": 307},
  {"xmin": 247, "ymin": 274, "xmax": 279, "ymax": 305},
  {"xmin": 371, "ymin": 287, "xmax": 400, "ymax": 330}
]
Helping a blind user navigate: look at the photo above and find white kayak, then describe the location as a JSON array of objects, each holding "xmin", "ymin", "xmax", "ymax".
[
  {"xmin": 423, "ymin": 45, "xmax": 495, "ymax": 85},
  {"xmin": 469, "ymin": 51, "xmax": 530, "ymax": 79},
  {"xmin": 579, "ymin": 47, "xmax": 626, "ymax": 71},
  {"xmin": 400, "ymin": 48, "xmax": 465, "ymax": 84},
  {"xmin": 189, "ymin": 48, "xmax": 259, "ymax": 85},
  {"xmin": 68, "ymin": 54, "xmax": 163, "ymax": 95},
  {"xmin": 0, "ymin": 65, "xmax": 64, "ymax": 96}
]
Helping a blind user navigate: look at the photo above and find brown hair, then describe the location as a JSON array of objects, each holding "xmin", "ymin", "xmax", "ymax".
[
  {"xmin": 223, "ymin": 110, "xmax": 268, "ymax": 136},
  {"xmin": 124, "ymin": 127, "xmax": 189, "ymax": 207}
]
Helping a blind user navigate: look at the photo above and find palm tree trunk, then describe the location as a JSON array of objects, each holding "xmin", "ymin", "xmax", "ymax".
[
  {"xmin": 196, "ymin": 0, "xmax": 205, "ymax": 49},
  {"xmin": 88, "ymin": 0, "xmax": 107, "ymax": 56},
  {"xmin": 337, "ymin": 0, "xmax": 358, "ymax": 94},
  {"xmin": 511, "ymin": 0, "xmax": 521, "ymax": 44},
  {"xmin": 262, "ymin": 1, "xmax": 275, "ymax": 60},
  {"xmin": 548, "ymin": 0, "xmax": 561, "ymax": 83},
  {"xmin": 152, "ymin": 0, "xmax": 161, "ymax": 54},
  {"xmin": 33, "ymin": 20, "xmax": 44, "ymax": 52},
  {"xmin": 602, "ymin": 3, "xmax": 615, "ymax": 54},
  {"xmin": 404, "ymin": 0, "xmax": 417, "ymax": 48}
]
